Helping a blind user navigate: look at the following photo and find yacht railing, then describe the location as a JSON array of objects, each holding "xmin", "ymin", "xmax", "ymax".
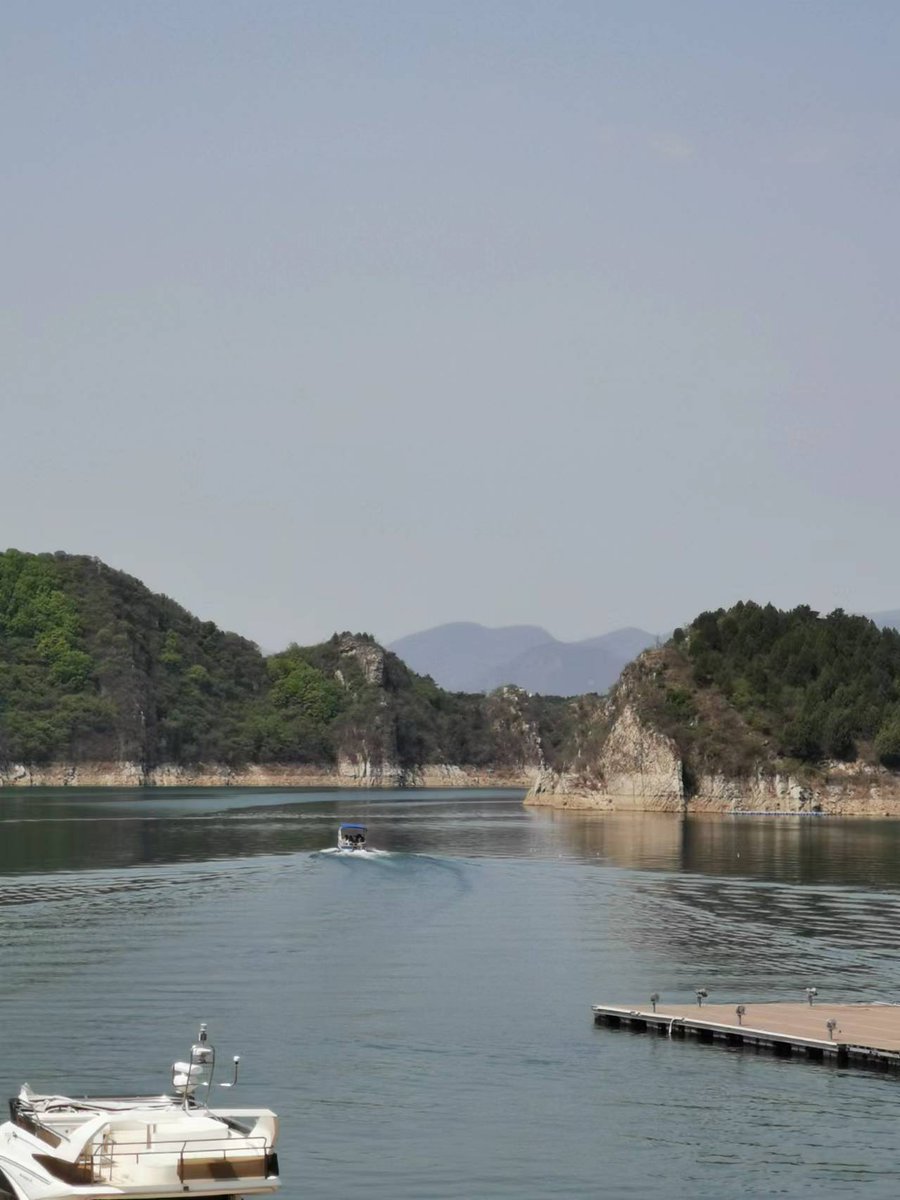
[{"xmin": 81, "ymin": 1134, "xmax": 273, "ymax": 1183}]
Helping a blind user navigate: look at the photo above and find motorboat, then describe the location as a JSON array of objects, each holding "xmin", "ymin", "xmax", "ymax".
[
  {"xmin": 337, "ymin": 823, "xmax": 367, "ymax": 851},
  {"xmin": 0, "ymin": 1024, "xmax": 279, "ymax": 1200}
]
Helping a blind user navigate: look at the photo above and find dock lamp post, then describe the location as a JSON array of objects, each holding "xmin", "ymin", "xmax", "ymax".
[
  {"xmin": 826, "ymin": 1018, "xmax": 838, "ymax": 1040},
  {"xmin": 736, "ymin": 1005, "xmax": 746, "ymax": 1026},
  {"xmin": 806, "ymin": 987, "xmax": 818, "ymax": 1006},
  {"xmin": 650, "ymin": 993, "xmax": 660, "ymax": 1013},
  {"xmin": 696, "ymin": 988, "xmax": 708, "ymax": 1008}
]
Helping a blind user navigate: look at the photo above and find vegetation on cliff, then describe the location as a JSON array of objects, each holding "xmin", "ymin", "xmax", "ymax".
[
  {"xmin": 0, "ymin": 549, "xmax": 268, "ymax": 765},
  {"xmin": 0, "ymin": 550, "xmax": 571, "ymax": 771},
  {"xmin": 626, "ymin": 601, "xmax": 900, "ymax": 783}
]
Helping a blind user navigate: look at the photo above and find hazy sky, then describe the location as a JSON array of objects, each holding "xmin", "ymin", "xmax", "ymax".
[{"xmin": 3, "ymin": 1, "xmax": 900, "ymax": 650}]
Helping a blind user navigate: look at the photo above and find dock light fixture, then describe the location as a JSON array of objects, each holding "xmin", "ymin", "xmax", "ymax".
[
  {"xmin": 696, "ymin": 988, "xmax": 708, "ymax": 1007},
  {"xmin": 826, "ymin": 1018, "xmax": 838, "ymax": 1040},
  {"xmin": 806, "ymin": 987, "xmax": 818, "ymax": 1006},
  {"xmin": 736, "ymin": 1004, "xmax": 746, "ymax": 1026},
  {"xmin": 650, "ymin": 992, "xmax": 660, "ymax": 1013}
]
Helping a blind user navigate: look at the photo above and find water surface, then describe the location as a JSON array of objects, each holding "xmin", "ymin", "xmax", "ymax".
[{"xmin": 1, "ymin": 788, "xmax": 899, "ymax": 1198}]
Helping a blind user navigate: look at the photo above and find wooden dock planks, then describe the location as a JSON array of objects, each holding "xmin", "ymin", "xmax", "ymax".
[{"xmin": 592, "ymin": 1001, "xmax": 900, "ymax": 1069}]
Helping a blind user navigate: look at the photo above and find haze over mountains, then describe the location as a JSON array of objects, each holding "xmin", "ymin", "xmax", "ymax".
[
  {"xmin": 390, "ymin": 610, "xmax": 900, "ymax": 698},
  {"xmin": 388, "ymin": 623, "xmax": 658, "ymax": 696}
]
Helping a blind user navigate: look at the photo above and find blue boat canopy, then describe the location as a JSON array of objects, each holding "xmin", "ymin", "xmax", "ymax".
[{"xmin": 339, "ymin": 823, "xmax": 367, "ymax": 830}]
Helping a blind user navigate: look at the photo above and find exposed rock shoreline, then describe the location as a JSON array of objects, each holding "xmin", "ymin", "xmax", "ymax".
[
  {"xmin": 4, "ymin": 753, "xmax": 899, "ymax": 815},
  {"xmin": 525, "ymin": 776, "xmax": 900, "ymax": 816},
  {"xmin": 524, "ymin": 703, "xmax": 900, "ymax": 817},
  {"xmin": 0, "ymin": 761, "xmax": 535, "ymax": 790}
]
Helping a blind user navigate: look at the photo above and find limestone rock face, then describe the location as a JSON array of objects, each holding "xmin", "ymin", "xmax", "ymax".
[
  {"xmin": 0, "ymin": 760, "xmax": 147, "ymax": 787},
  {"xmin": 0, "ymin": 760, "xmax": 535, "ymax": 789},
  {"xmin": 485, "ymin": 686, "xmax": 546, "ymax": 771},
  {"xmin": 528, "ymin": 702, "xmax": 684, "ymax": 811},
  {"xmin": 337, "ymin": 634, "xmax": 385, "ymax": 686},
  {"xmin": 337, "ymin": 753, "xmax": 402, "ymax": 786},
  {"xmin": 600, "ymin": 704, "xmax": 685, "ymax": 810},
  {"xmin": 690, "ymin": 771, "xmax": 815, "ymax": 813},
  {"xmin": 527, "ymin": 768, "xmax": 590, "ymax": 807},
  {"xmin": 405, "ymin": 763, "xmax": 539, "ymax": 788}
]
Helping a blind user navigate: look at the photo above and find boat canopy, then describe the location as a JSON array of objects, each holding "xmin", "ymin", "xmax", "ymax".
[{"xmin": 339, "ymin": 823, "xmax": 367, "ymax": 831}]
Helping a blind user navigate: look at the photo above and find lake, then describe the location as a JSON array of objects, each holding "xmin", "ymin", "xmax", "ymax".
[{"xmin": 1, "ymin": 787, "xmax": 899, "ymax": 1198}]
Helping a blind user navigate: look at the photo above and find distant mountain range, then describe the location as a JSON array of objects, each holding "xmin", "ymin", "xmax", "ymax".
[
  {"xmin": 390, "ymin": 610, "xmax": 900, "ymax": 698},
  {"xmin": 388, "ymin": 622, "xmax": 658, "ymax": 696}
]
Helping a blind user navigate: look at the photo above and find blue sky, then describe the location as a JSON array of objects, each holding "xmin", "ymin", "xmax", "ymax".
[{"xmin": 3, "ymin": 1, "xmax": 899, "ymax": 647}]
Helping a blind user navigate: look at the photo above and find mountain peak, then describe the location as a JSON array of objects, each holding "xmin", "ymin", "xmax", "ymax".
[{"xmin": 389, "ymin": 622, "xmax": 657, "ymax": 696}]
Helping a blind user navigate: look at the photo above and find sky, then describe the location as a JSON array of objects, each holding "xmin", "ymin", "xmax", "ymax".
[{"xmin": 3, "ymin": 1, "xmax": 900, "ymax": 651}]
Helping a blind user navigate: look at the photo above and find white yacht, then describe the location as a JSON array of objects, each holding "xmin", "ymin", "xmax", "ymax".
[{"xmin": 0, "ymin": 1025, "xmax": 280, "ymax": 1200}]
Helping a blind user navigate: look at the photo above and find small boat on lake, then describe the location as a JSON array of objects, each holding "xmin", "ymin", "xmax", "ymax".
[
  {"xmin": 337, "ymin": 823, "xmax": 367, "ymax": 851},
  {"xmin": 0, "ymin": 1023, "xmax": 280, "ymax": 1200}
]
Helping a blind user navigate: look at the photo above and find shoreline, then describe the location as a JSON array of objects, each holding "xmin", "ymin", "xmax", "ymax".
[
  {"xmin": 524, "ymin": 785, "xmax": 900, "ymax": 817},
  {"xmin": 0, "ymin": 761, "xmax": 535, "ymax": 790},
  {"xmin": 5, "ymin": 761, "xmax": 900, "ymax": 816}
]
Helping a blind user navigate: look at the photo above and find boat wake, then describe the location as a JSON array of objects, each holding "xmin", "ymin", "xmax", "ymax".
[{"xmin": 316, "ymin": 847, "xmax": 391, "ymax": 859}]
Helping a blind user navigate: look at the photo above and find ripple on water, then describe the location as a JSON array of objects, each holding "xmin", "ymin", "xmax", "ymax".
[{"xmin": 1, "ymin": 793, "xmax": 900, "ymax": 1198}]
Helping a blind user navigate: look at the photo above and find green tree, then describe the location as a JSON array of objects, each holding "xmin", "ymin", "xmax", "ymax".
[{"xmin": 875, "ymin": 712, "xmax": 900, "ymax": 768}]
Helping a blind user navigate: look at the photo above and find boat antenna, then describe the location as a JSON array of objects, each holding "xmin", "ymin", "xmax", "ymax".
[
  {"xmin": 197, "ymin": 1023, "xmax": 216, "ymax": 1101},
  {"xmin": 173, "ymin": 1023, "xmax": 217, "ymax": 1110}
]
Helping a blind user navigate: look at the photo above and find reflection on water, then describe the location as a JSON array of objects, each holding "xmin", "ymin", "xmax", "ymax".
[
  {"xmin": 543, "ymin": 809, "xmax": 900, "ymax": 1000},
  {"xmin": 543, "ymin": 807, "xmax": 900, "ymax": 888},
  {"xmin": 8, "ymin": 788, "xmax": 900, "ymax": 889},
  {"xmin": 0, "ymin": 788, "xmax": 531, "ymax": 873},
  {"xmin": 2, "ymin": 788, "xmax": 900, "ymax": 1198}
]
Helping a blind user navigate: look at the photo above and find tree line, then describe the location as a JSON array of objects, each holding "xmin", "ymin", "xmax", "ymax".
[
  {"xmin": 0, "ymin": 551, "xmax": 572, "ymax": 769},
  {"xmin": 676, "ymin": 600, "xmax": 900, "ymax": 767}
]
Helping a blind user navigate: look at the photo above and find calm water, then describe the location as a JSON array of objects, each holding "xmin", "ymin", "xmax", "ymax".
[{"xmin": 1, "ymin": 789, "xmax": 900, "ymax": 1198}]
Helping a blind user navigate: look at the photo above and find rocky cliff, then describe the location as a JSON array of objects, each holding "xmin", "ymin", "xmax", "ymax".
[
  {"xmin": 527, "ymin": 642, "xmax": 900, "ymax": 816},
  {"xmin": 527, "ymin": 655, "xmax": 687, "ymax": 812},
  {"xmin": 529, "ymin": 702, "xmax": 684, "ymax": 811}
]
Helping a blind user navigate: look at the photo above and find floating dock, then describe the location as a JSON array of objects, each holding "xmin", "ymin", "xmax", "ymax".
[{"xmin": 592, "ymin": 1001, "xmax": 900, "ymax": 1070}]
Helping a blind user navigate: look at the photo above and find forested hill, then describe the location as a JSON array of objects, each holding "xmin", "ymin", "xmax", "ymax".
[
  {"xmin": 12, "ymin": 554, "xmax": 895, "ymax": 784},
  {"xmin": 634, "ymin": 602, "xmax": 900, "ymax": 779},
  {"xmin": 0, "ymin": 550, "xmax": 569, "ymax": 771}
]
